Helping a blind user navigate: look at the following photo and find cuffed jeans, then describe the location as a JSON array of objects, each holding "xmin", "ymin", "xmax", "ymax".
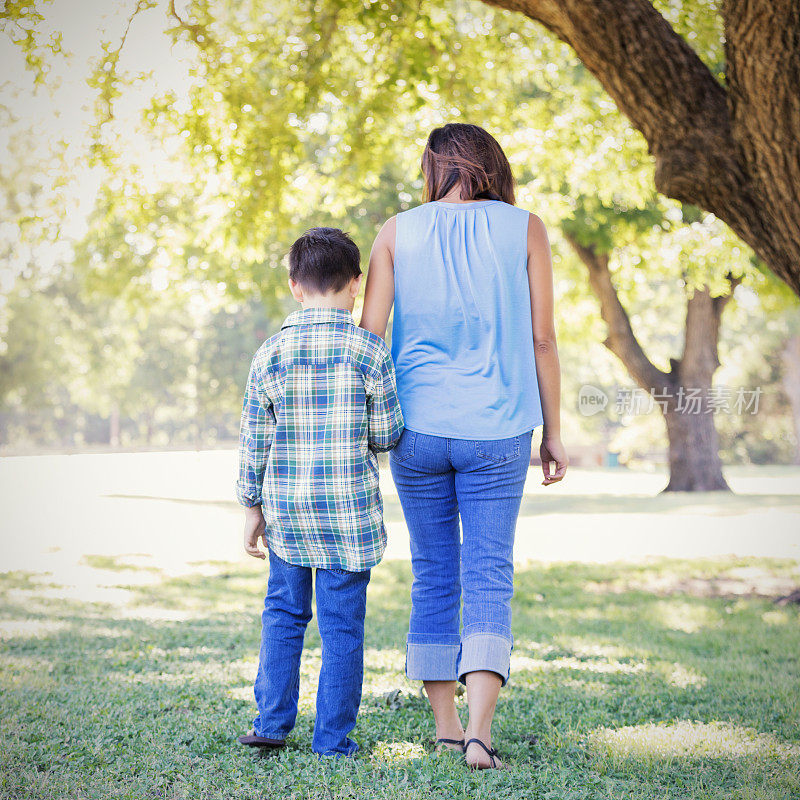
[
  {"xmin": 390, "ymin": 429, "xmax": 532, "ymax": 686},
  {"xmin": 253, "ymin": 549, "xmax": 371, "ymax": 756}
]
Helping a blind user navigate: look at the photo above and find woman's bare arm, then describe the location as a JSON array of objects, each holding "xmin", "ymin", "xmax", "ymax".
[
  {"xmin": 359, "ymin": 217, "xmax": 397, "ymax": 338},
  {"xmin": 527, "ymin": 213, "xmax": 568, "ymax": 485}
]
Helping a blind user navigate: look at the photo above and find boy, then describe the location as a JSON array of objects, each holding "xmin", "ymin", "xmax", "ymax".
[{"xmin": 235, "ymin": 227, "xmax": 404, "ymax": 758}]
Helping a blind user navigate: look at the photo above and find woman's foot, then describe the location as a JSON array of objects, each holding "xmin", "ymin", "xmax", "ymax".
[
  {"xmin": 433, "ymin": 717, "xmax": 465, "ymax": 752},
  {"xmin": 424, "ymin": 680, "xmax": 465, "ymax": 753},
  {"xmin": 463, "ymin": 671, "xmax": 504, "ymax": 768},
  {"xmin": 464, "ymin": 735, "xmax": 502, "ymax": 769},
  {"xmin": 433, "ymin": 715, "xmax": 465, "ymax": 754},
  {"xmin": 434, "ymin": 736, "xmax": 465, "ymax": 754}
]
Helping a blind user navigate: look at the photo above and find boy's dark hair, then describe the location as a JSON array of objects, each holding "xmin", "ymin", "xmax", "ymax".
[{"xmin": 288, "ymin": 227, "xmax": 361, "ymax": 294}]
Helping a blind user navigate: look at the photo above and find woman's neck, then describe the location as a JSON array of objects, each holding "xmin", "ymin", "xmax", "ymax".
[{"xmin": 438, "ymin": 185, "xmax": 473, "ymax": 203}]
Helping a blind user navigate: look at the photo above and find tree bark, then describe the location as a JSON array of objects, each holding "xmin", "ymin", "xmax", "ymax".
[
  {"xmin": 662, "ymin": 287, "xmax": 732, "ymax": 491},
  {"xmin": 662, "ymin": 404, "xmax": 728, "ymax": 491},
  {"xmin": 567, "ymin": 234, "xmax": 732, "ymax": 491},
  {"xmin": 484, "ymin": 0, "xmax": 800, "ymax": 296}
]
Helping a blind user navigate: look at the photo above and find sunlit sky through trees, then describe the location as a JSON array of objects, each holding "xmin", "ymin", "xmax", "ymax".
[{"xmin": 1, "ymin": 0, "xmax": 193, "ymax": 286}]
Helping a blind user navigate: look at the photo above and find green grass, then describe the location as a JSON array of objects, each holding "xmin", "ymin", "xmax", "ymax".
[{"xmin": 2, "ymin": 557, "xmax": 799, "ymax": 800}]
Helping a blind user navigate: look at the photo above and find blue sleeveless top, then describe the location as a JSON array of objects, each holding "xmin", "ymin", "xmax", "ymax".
[{"xmin": 391, "ymin": 199, "xmax": 544, "ymax": 440}]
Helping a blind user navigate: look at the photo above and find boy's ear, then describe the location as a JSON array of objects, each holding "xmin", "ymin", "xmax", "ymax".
[
  {"xmin": 288, "ymin": 278, "xmax": 304, "ymax": 302},
  {"xmin": 349, "ymin": 273, "xmax": 363, "ymax": 298}
]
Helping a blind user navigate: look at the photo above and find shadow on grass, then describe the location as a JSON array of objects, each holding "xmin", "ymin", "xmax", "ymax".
[{"xmin": 1, "ymin": 557, "xmax": 799, "ymax": 799}]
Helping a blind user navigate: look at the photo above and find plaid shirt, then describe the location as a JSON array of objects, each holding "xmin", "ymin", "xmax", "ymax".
[{"xmin": 236, "ymin": 307, "xmax": 404, "ymax": 571}]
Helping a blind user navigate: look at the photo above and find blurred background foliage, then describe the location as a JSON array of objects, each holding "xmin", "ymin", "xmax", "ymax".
[{"xmin": 0, "ymin": 0, "xmax": 798, "ymax": 463}]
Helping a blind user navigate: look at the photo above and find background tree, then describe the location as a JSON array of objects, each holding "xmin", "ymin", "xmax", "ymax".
[
  {"xmin": 2, "ymin": 0, "xmax": 797, "ymax": 471},
  {"xmin": 714, "ymin": 273, "xmax": 800, "ymax": 466},
  {"xmin": 782, "ymin": 334, "xmax": 800, "ymax": 465},
  {"xmin": 564, "ymin": 202, "xmax": 742, "ymax": 491}
]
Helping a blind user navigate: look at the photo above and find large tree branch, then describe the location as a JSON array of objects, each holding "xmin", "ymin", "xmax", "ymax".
[
  {"xmin": 711, "ymin": 273, "xmax": 742, "ymax": 322},
  {"xmin": 672, "ymin": 274, "xmax": 740, "ymax": 384},
  {"xmin": 484, "ymin": 0, "xmax": 744, "ymax": 208},
  {"xmin": 565, "ymin": 233, "xmax": 669, "ymax": 391},
  {"xmin": 723, "ymin": 0, "xmax": 800, "ymax": 276},
  {"xmin": 483, "ymin": 0, "xmax": 800, "ymax": 295}
]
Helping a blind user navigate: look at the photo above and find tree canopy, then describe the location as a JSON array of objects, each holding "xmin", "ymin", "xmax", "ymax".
[{"xmin": 1, "ymin": 0, "xmax": 797, "ymax": 461}]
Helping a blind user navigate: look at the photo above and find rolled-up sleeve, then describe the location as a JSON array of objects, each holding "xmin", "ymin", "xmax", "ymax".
[
  {"xmin": 236, "ymin": 360, "xmax": 275, "ymax": 507},
  {"xmin": 366, "ymin": 347, "xmax": 404, "ymax": 453}
]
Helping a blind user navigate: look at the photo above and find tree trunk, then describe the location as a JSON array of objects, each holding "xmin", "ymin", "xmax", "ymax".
[
  {"xmin": 662, "ymin": 287, "xmax": 731, "ymax": 491},
  {"xmin": 483, "ymin": 0, "xmax": 800, "ymax": 296},
  {"xmin": 662, "ymin": 395, "xmax": 729, "ymax": 492},
  {"xmin": 781, "ymin": 334, "xmax": 800, "ymax": 465},
  {"xmin": 567, "ymin": 234, "xmax": 734, "ymax": 491}
]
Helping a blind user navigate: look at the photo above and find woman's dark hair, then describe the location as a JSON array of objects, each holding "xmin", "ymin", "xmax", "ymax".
[
  {"xmin": 421, "ymin": 123, "xmax": 515, "ymax": 205},
  {"xmin": 288, "ymin": 227, "xmax": 361, "ymax": 294}
]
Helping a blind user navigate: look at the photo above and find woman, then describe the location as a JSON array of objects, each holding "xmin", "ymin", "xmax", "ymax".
[{"xmin": 360, "ymin": 123, "xmax": 567, "ymax": 769}]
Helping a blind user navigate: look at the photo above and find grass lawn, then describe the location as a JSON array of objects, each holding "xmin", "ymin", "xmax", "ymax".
[{"xmin": 2, "ymin": 554, "xmax": 799, "ymax": 799}]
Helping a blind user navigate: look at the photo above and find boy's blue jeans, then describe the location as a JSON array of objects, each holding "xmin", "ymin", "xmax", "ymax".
[
  {"xmin": 390, "ymin": 429, "xmax": 532, "ymax": 686},
  {"xmin": 253, "ymin": 549, "xmax": 371, "ymax": 756}
]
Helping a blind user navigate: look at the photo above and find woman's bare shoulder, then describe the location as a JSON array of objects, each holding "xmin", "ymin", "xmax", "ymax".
[
  {"xmin": 526, "ymin": 212, "xmax": 548, "ymax": 238},
  {"xmin": 373, "ymin": 215, "xmax": 397, "ymax": 256},
  {"xmin": 526, "ymin": 212, "xmax": 552, "ymax": 278}
]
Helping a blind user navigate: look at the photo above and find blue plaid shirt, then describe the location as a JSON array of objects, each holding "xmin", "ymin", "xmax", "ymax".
[{"xmin": 236, "ymin": 307, "xmax": 404, "ymax": 571}]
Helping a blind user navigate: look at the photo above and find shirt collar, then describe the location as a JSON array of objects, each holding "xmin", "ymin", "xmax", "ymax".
[{"xmin": 281, "ymin": 307, "xmax": 355, "ymax": 330}]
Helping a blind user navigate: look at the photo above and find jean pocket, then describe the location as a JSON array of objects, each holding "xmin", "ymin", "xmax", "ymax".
[
  {"xmin": 391, "ymin": 430, "xmax": 416, "ymax": 463},
  {"xmin": 475, "ymin": 435, "xmax": 521, "ymax": 464}
]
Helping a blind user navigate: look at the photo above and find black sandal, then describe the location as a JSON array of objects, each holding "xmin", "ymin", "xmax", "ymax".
[
  {"xmin": 464, "ymin": 737, "xmax": 501, "ymax": 769},
  {"xmin": 435, "ymin": 737, "xmax": 466, "ymax": 753}
]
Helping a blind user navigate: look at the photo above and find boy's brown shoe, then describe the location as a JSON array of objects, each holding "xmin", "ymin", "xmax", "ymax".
[{"xmin": 237, "ymin": 730, "xmax": 286, "ymax": 749}]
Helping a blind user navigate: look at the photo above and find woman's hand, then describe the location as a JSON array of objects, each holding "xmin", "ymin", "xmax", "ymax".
[{"xmin": 540, "ymin": 435, "xmax": 568, "ymax": 486}]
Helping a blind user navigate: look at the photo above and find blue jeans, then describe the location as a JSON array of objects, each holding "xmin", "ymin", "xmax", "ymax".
[
  {"xmin": 390, "ymin": 429, "xmax": 532, "ymax": 686},
  {"xmin": 253, "ymin": 550, "xmax": 371, "ymax": 756}
]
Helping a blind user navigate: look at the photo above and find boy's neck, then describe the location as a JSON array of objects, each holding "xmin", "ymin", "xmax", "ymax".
[
  {"xmin": 289, "ymin": 275, "xmax": 361, "ymax": 312},
  {"xmin": 300, "ymin": 298, "xmax": 353, "ymax": 312}
]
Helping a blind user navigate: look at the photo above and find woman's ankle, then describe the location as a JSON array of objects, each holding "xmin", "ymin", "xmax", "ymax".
[
  {"xmin": 434, "ymin": 711, "xmax": 465, "ymax": 741},
  {"xmin": 424, "ymin": 680, "xmax": 464, "ymax": 740},
  {"xmin": 465, "ymin": 724, "xmax": 492, "ymax": 748}
]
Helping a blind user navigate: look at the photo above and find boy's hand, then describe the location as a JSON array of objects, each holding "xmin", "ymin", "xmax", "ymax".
[{"xmin": 243, "ymin": 506, "xmax": 267, "ymax": 559}]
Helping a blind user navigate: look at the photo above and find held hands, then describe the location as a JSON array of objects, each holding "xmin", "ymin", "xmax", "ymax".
[
  {"xmin": 243, "ymin": 505, "xmax": 267, "ymax": 559},
  {"xmin": 540, "ymin": 435, "xmax": 568, "ymax": 486}
]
